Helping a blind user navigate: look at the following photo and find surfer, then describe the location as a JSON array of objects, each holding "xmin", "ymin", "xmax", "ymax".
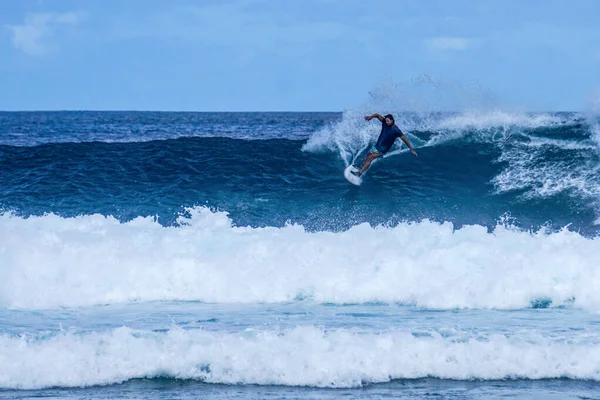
[{"xmin": 352, "ymin": 113, "xmax": 417, "ymax": 176}]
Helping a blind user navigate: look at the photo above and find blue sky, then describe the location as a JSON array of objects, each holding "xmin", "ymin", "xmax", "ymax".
[{"xmin": 1, "ymin": 0, "xmax": 599, "ymax": 111}]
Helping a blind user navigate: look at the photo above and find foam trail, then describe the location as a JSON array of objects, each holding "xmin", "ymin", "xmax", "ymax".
[
  {"xmin": 2, "ymin": 208, "xmax": 600, "ymax": 311},
  {"xmin": 2, "ymin": 326, "xmax": 600, "ymax": 389},
  {"xmin": 493, "ymin": 145, "xmax": 600, "ymax": 199}
]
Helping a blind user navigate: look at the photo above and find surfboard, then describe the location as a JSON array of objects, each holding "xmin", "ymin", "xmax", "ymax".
[{"xmin": 344, "ymin": 165, "xmax": 361, "ymax": 186}]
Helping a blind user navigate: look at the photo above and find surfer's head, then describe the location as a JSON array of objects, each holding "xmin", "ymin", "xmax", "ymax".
[{"xmin": 384, "ymin": 114, "xmax": 395, "ymax": 126}]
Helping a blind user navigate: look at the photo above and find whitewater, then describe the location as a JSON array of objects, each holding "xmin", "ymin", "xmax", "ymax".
[
  {"xmin": 1, "ymin": 208, "xmax": 600, "ymax": 311},
  {"xmin": 3, "ymin": 324, "xmax": 600, "ymax": 390}
]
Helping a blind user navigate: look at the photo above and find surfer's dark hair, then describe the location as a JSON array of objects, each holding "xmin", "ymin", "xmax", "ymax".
[{"xmin": 384, "ymin": 114, "xmax": 394, "ymax": 122}]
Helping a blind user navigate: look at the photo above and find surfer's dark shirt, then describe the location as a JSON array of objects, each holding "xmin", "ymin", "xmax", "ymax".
[{"xmin": 375, "ymin": 120, "xmax": 404, "ymax": 154}]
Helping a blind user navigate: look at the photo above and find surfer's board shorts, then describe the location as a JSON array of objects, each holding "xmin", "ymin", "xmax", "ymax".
[{"xmin": 369, "ymin": 145, "xmax": 383, "ymax": 156}]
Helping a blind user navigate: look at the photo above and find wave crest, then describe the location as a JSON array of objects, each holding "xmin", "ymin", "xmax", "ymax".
[
  {"xmin": 2, "ymin": 208, "xmax": 599, "ymax": 310},
  {"xmin": 3, "ymin": 326, "xmax": 600, "ymax": 389}
]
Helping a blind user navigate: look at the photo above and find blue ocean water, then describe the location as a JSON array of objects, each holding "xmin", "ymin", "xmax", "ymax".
[{"xmin": 1, "ymin": 110, "xmax": 600, "ymax": 399}]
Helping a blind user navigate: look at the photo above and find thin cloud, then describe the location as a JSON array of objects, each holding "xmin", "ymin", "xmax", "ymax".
[
  {"xmin": 176, "ymin": 3, "xmax": 349, "ymax": 49},
  {"xmin": 6, "ymin": 12, "xmax": 83, "ymax": 55},
  {"xmin": 426, "ymin": 37, "xmax": 471, "ymax": 51},
  {"xmin": 111, "ymin": 2, "xmax": 371, "ymax": 60}
]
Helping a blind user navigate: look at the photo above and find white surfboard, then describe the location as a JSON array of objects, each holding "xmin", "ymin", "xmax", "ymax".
[{"xmin": 344, "ymin": 165, "xmax": 361, "ymax": 186}]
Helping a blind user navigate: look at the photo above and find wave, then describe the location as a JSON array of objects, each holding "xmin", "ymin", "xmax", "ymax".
[
  {"xmin": 2, "ymin": 110, "xmax": 600, "ymax": 234},
  {"xmin": 1, "ymin": 208, "xmax": 599, "ymax": 310},
  {"xmin": 0, "ymin": 129, "xmax": 309, "ymax": 147},
  {"xmin": 0, "ymin": 111, "xmax": 338, "ymax": 146},
  {"xmin": 2, "ymin": 325, "xmax": 600, "ymax": 389}
]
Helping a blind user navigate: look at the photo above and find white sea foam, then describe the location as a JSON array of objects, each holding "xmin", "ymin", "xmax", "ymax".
[
  {"xmin": 2, "ymin": 326, "xmax": 600, "ymax": 389},
  {"xmin": 1, "ymin": 208, "xmax": 600, "ymax": 311},
  {"xmin": 519, "ymin": 136, "xmax": 597, "ymax": 151},
  {"xmin": 492, "ymin": 131, "xmax": 600, "ymax": 199}
]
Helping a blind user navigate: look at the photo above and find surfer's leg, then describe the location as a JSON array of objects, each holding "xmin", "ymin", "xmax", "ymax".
[
  {"xmin": 360, "ymin": 153, "xmax": 380, "ymax": 173},
  {"xmin": 356, "ymin": 152, "xmax": 381, "ymax": 175}
]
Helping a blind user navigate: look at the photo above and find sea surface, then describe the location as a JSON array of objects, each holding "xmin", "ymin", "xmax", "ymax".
[{"xmin": 1, "ymin": 109, "xmax": 600, "ymax": 399}]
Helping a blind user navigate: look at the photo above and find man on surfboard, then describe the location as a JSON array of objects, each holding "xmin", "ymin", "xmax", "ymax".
[{"xmin": 352, "ymin": 113, "xmax": 417, "ymax": 176}]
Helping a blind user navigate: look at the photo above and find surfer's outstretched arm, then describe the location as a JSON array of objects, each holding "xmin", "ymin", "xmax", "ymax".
[
  {"xmin": 364, "ymin": 113, "xmax": 384, "ymax": 121},
  {"xmin": 401, "ymin": 135, "xmax": 418, "ymax": 157}
]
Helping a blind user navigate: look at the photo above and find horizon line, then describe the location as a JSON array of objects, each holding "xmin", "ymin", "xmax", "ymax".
[{"xmin": 0, "ymin": 109, "xmax": 580, "ymax": 113}]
